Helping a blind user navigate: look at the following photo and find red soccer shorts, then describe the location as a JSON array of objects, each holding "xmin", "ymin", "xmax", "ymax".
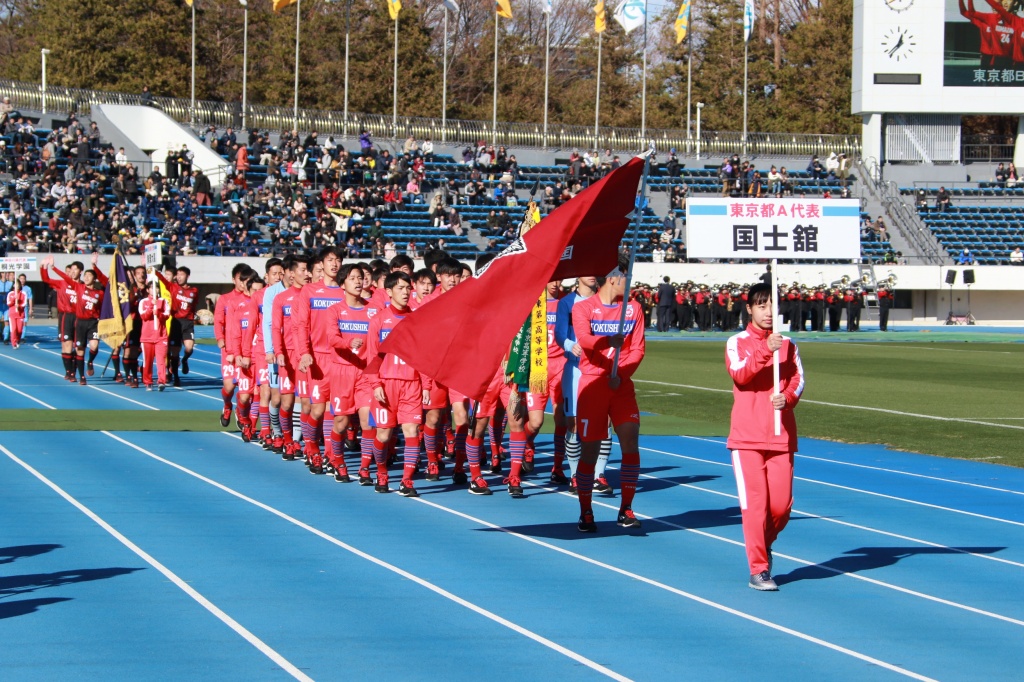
[
  {"xmin": 253, "ymin": 347, "xmax": 269, "ymax": 387},
  {"xmin": 527, "ymin": 360, "xmax": 565, "ymax": 413},
  {"xmin": 277, "ymin": 354, "xmax": 295, "ymax": 394},
  {"xmin": 220, "ymin": 349, "xmax": 237, "ymax": 383},
  {"xmin": 424, "ymin": 383, "xmax": 449, "ymax": 410},
  {"xmin": 476, "ymin": 372, "xmax": 515, "ymax": 419},
  {"xmin": 328, "ymin": 362, "xmax": 362, "ymax": 416},
  {"xmin": 576, "ymin": 374, "xmax": 639, "ymax": 442},
  {"xmin": 355, "ymin": 375, "xmax": 374, "ymax": 413},
  {"xmin": 371, "ymin": 378, "xmax": 424, "ymax": 428},
  {"xmin": 236, "ymin": 364, "xmax": 255, "ymax": 394}
]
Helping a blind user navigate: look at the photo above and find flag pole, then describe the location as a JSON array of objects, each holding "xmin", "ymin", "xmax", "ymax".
[
  {"xmin": 611, "ymin": 142, "xmax": 655, "ymax": 379},
  {"xmin": 190, "ymin": 1, "xmax": 196, "ymax": 128},
  {"xmin": 742, "ymin": 37, "xmax": 749, "ymax": 158},
  {"xmin": 771, "ymin": 258, "xmax": 781, "ymax": 435},
  {"xmin": 393, "ymin": 13, "xmax": 399, "ymax": 140},
  {"xmin": 344, "ymin": 0, "xmax": 352, "ymax": 137},
  {"xmin": 492, "ymin": 10, "xmax": 499, "ymax": 145},
  {"xmin": 241, "ymin": 0, "xmax": 248, "ymax": 130},
  {"xmin": 543, "ymin": 6, "xmax": 550, "ymax": 148},
  {"xmin": 640, "ymin": 0, "xmax": 648, "ymax": 143},
  {"xmin": 686, "ymin": 31, "xmax": 692, "ymax": 153},
  {"xmin": 442, "ymin": 7, "xmax": 448, "ymax": 144},
  {"xmin": 594, "ymin": 30, "xmax": 602, "ymax": 149},
  {"xmin": 292, "ymin": 0, "xmax": 301, "ymax": 132}
]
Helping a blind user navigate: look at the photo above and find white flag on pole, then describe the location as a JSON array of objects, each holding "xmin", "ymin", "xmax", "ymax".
[
  {"xmin": 744, "ymin": 0, "xmax": 754, "ymax": 42},
  {"xmin": 442, "ymin": 0, "xmax": 459, "ymax": 11},
  {"xmin": 542, "ymin": 0, "xmax": 552, "ymax": 13},
  {"xmin": 613, "ymin": 0, "xmax": 645, "ymax": 33}
]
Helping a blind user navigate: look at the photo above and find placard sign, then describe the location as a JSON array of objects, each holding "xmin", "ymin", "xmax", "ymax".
[
  {"xmin": 685, "ymin": 198, "xmax": 862, "ymax": 260},
  {"xmin": 0, "ymin": 256, "xmax": 37, "ymax": 273},
  {"xmin": 144, "ymin": 242, "xmax": 163, "ymax": 270}
]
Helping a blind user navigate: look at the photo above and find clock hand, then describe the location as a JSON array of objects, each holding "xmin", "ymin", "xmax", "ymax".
[{"xmin": 888, "ymin": 35, "xmax": 904, "ymax": 56}]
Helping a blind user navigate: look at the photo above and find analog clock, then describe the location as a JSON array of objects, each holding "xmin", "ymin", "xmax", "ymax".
[
  {"xmin": 884, "ymin": 0, "xmax": 913, "ymax": 12},
  {"xmin": 881, "ymin": 27, "xmax": 916, "ymax": 62}
]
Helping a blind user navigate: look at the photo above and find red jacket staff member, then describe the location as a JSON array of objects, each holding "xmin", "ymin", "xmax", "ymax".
[
  {"xmin": 139, "ymin": 284, "xmax": 172, "ymax": 391},
  {"xmin": 725, "ymin": 282, "xmax": 805, "ymax": 591}
]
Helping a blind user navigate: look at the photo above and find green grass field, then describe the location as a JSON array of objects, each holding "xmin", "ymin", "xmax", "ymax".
[{"xmin": 633, "ymin": 338, "xmax": 1024, "ymax": 467}]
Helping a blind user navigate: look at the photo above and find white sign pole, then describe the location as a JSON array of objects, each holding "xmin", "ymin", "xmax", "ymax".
[{"xmin": 771, "ymin": 258, "xmax": 781, "ymax": 436}]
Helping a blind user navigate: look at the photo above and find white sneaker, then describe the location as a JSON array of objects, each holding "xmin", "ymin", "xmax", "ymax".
[{"xmin": 749, "ymin": 571, "xmax": 779, "ymax": 591}]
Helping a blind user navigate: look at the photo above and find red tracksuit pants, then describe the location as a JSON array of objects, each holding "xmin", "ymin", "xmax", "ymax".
[
  {"xmin": 8, "ymin": 316, "xmax": 24, "ymax": 347},
  {"xmin": 141, "ymin": 340, "xmax": 168, "ymax": 386},
  {"xmin": 731, "ymin": 449, "xmax": 794, "ymax": 575}
]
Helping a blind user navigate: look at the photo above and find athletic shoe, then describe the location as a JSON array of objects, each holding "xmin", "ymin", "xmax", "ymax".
[
  {"xmin": 522, "ymin": 449, "xmax": 534, "ymax": 474},
  {"xmin": 569, "ymin": 476, "xmax": 578, "ymax": 495},
  {"xmin": 504, "ymin": 476, "xmax": 524, "ymax": 498},
  {"xmin": 334, "ymin": 469, "xmax": 352, "ymax": 483},
  {"xmin": 749, "ymin": 572, "xmax": 779, "ymax": 591},
  {"xmin": 344, "ymin": 438, "xmax": 360, "ymax": 453},
  {"xmin": 87, "ymin": 362, "xmax": 95, "ymax": 377},
  {"xmin": 113, "ymin": 373, "xmax": 124, "ymax": 383},
  {"xmin": 130, "ymin": 379, "xmax": 140, "ymax": 389},
  {"xmin": 145, "ymin": 384, "xmax": 153, "ymax": 391},
  {"xmin": 375, "ymin": 477, "xmax": 390, "ymax": 494},
  {"xmin": 594, "ymin": 476, "xmax": 613, "ymax": 494},
  {"xmin": 235, "ymin": 415, "xmax": 242, "ymax": 431},
  {"xmin": 469, "ymin": 477, "xmax": 492, "ymax": 495},
  {"xmin": 181, "ymin": 358, "xmax": 190, "ymax": 375},
  {"xmin": 173, "ymin": 377, "xmax": 182, "ymax": 388},
  {"xmin": 425, "ymin": 461, "xmax": 440, "ymax": 481},
  {"xmin": 616, "ymin": 508, "xmax": 642, "ymax": 529},
  {"xmin": 158, "ymin": 383, "xmax": 166, "ymax": 392},
  {"xmin": 398, "ymin": 481, "xmax": 419, "ymax": 497},
  {"xmin": 241, "ymin": 425, "xmax": 253, "ymax": 443},
  {"xmin": 577, "ymin": 509, "xmax": 597, "ymax": 533},
  {"xmin": 308, "ymin": 455, "xmax": 324, "ymax": 475},
  {"xmin": 282, "ymin": 441, "xmax": 300, "ymax": 461},
  {"xmin": 220, "ymin": 407, "xmax": 231, "ymax": 428},
  {"xmin": 358, "ymin": 468, "xmax": 373, "ymax": 486},
  {"xmin": 79, "ymin": 377, "xmax": 87, "ymax": 386},
  {"xmin": 489, "ymin": 457, "xmax": 502, "ymax": 475},
  {"xmin": 452, "ymin": 470, "xmax": 468, "ymax": 485},
  {"xmin": 271, "ymin": 437, "xmax": 284, "ymax": 454},
  {"xmin": 549, "ymin": 470, "xmax": 569, "ymax": 485},
  {"xmin": 323, "ymin": 461, "xmax": 336, "ymax": 476},
  {"xmin": 65, "ymin": 372, "xmax": 75, "ymax": 382}
]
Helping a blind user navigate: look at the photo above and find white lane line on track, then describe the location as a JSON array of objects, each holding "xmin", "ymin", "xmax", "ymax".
[
  {"xmin": 633, "ymin": 379, "xmax": 1024, "ymax": 431},
  {"xmin": 0, "ymin": 349, "xmax": 158, "ymax": 411},
  {"xmin": 651, "ymin": 439, "xmax": 1024, "ymax": 529},
  {"xmin": 0, "ymin": 441, "xmax": 313, "ymax": 682},
  {"xmin": 0, "ymin": 379, "xmax": 58, "ymax": 409},
  {"xmin": 107, "ymin": 431, "xmax": 632, "ymax": 682}
]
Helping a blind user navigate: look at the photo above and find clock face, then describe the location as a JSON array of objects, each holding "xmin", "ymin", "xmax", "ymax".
[
  {"xmin": 881, "ymin": 27, "xmax": 916, "ymax": 62},
  {"xmin": 884, "ymin": 0, "xmax": 913, "ymax": 11}
]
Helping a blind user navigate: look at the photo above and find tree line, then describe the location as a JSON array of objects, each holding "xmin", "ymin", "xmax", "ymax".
[{"xmin": 0, "ymin": 0, "xmax": 859, "ymax": 135}]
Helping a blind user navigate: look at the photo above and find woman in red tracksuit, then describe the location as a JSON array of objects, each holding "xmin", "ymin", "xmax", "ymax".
[
  {"xmin": 725, "ymin": 282, "xmax": 805, "ymax": 591},
  {"xmin": 139, "ymin": 281, "xmax": 172, "ymax": 391},
  {"xmin": 6, "ymin": 280, "xmax": 28, "ymax": 349}
]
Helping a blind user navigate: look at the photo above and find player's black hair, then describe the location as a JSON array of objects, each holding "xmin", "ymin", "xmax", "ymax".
[
  {"xmin": 371, "ymin": 265, "xmax": 389, "ymax": 283},
  {"xmin": 436, "ymin": 257, "xmax": 463, "ymax": 276},
  {"xmin": 461, "ymin": 263, "xmax": 473, "ymax": 278},
  {"xmin": 287, "ymin": 255, "xmax": 311, "ymax": 271},
  {"xmin": 231, "ymin": 262, "xmax": 251, "ymax": 278},
  {"xmin": 368, "ymin": 258, "xmax": 387, "ymax": 271},
  {"xmin": 663, "ymin": 275, "xmax": 670, "ymax": 283},
  {"xmin": 423, "ymin": 248, "xmax": 447, "ymax": 272},
  {"xmin": 389, "ymin": 254, "xmax": 414, "ymax": 272},
  {"xmin": 176, "ymin": 266, "xmax": 191, "ymax": 277},
  {"xmin": 747, "ymin": 282, "xmax": 772, "ymax": 307},
  {"xmin": 67, "ymin": 261, "xmax": 85, "ymax": 272},
  {"xmin": 475, "ymin": 252, "xmax": 496, "ymax": 272},
  {"xmin": 595, "ymin": 255, "xmax": 629, "ymax": 288},
  {"xmin": 413, "ymin": 268, "xmax": 436, "ymax": 285},
  {"xmin": 265, "ymin": 257, "xmax": 283, "ymax": 274},
  {"xmin": 384, "ymin": 271, "xmax": 412, "ymax": 290},
  {"xmin": 338, "ymin": 263, "xmax": 362, "ymax": 283},
  {"xmin": 318, "ymin": 245, "xmax": 344, "ymax": 263}
]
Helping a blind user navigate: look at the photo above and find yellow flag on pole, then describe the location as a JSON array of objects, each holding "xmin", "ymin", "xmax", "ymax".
[
  {"xmin": 674, "ymin": 0, "xmax": 690, "ymax": 44},
  {"xmin": 388, "ymin": 0, "xmax": 401, "ymax": 20},
  {"xmin": 594, "ymin": 1, "xmax": 607, "ymax": 33},
  {"xmin": 496, "ymin": 0, "xmax": 513, "ymax": 19},
  {"xmin": 184, "ymin": 0, "xmax": 193, "ymax": 6},
  {"xmin": 273, "ymin": 0, "xmax": 298, "ymax": 13}
]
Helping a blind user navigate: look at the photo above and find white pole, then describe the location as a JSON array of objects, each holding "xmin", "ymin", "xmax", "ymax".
[
  {"xmin": 771, "ymin": 258, "xmax": 781, "ymax": 436},
  {"xmin": 686, "ymin": 39, "xmax": 692, "ymax": 153},
  {"xmin": 542, "ymin": 9, "xmax": 550, "ymax": 148},
  {"xmin": 492, "ymin": 12, "xmax": 499, "ymax": 145},
  {"xmin": 41, "ymin": 49, "xmax": 49, "ymax": 115},
  {"xmin": 344, "ymin": 0, "xmax": 351, "ymax": 136},
  {"xmin": 442, "ymin": 8, "xmax": 448, "ymax": 144},
  {"xmin": 696, "ymin": 102, "xmax": 703, "ymax": 160},
  {"xmin": 742, "ymin": 39, "xmax": 749, "ymax": 158},
  {"xmin": 191, "ymin": 3, "xmax": 196, "ymax": 127},
  {"xmin": 293, "ymin": 0, "xmax": 301, "ymax": 132},
  {"xmin": 393, "ymin": 15, "xmax": 399, "ymax": 140},
  {"xmin": 241, "ymin": 1, "xmax": 248, "ymax": 130},
  {"xmin": 640, "ymin": 0, "xmax": 647, "ymax": 142},
  {"xmin": 594, "ymin": 31, "xmax": 602, "ymax": 149}
]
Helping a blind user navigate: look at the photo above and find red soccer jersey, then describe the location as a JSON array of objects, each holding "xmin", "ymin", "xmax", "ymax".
[
  {"xmin": 251, "ymin": 287, "xmax": 267, "ymax": 353},
  {"xmin": 40, "ymin": 268, "xmax": 78, "ymax": 314},
  {"xmin": 967, "ymin": 9, "xmax": 1013, "ymax": 58},
  {"xmin": 7, "ymin": 290, "xmax": 28, "ymax": 319},
  {"xmin": 416, "ymin": 285, "xmax": 448, "ymax": 308},
  {"xmin": 365, "ymin": 286, "xmax": 390, "ymax": 319},
  {"xmin": 227, "ymin": 296, "xmax": 258, "ymax": 358},
  {"xmin": 214, "ymin": 289, "xmax": 244, "ymax": 346},
  {"xmin": 291, "ymin": 282, "xmax": 347, "ymax": 358},
  {"xmin": 156, "ymin": 271, "xmax": 199, "ymax": 320},
  {"xmin": 546, "ymin": 297, "xmax": 564, "ymax": 360},
  {"xmin": 139, "ymin": 297, "xmax": 171, "ymax": 343},
  {"xmin": 364, "ymin": 306, "xmax": 427, "ymax": 385},
  {"xmin": 271, "ymin": 286, "xmax": 302, "ymax": 356},
  {"xmin": 52, "ymin": 267, "xmax": 107, "ymax": 319},
  {"xmin": 324, "ymin": 301, "xmax": 370, "ymax": 368},
  {"xmin": 572, "ymin": 297, "xmax": 645, "ymax": 379}
]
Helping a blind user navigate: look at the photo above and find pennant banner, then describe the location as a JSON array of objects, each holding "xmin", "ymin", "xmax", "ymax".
[
  {"xmin": 594, "ymin": 0, "xmax": 607, "ymax": 33},
  {"xmin": 388, "ymin": 0, "xmax": 402, "ymax": 20},
  {"xmin": 744, "ymin": 0, "xmax": 754, "ymax": 42},
  {"xmin": 614, "ymin": 0, "xmax": 645, "ymax": 34},
  {"xmin": 273, "ymin": 0, "xmax": 298, "ymax": 13},
  {"xmin": 380, "ymin": 158, "xmax": 644, "ymax": 400},
  {"xmin": 97, "ymin": 250, "xmax": 132, "ymax": 350},
  {"xmin": 496, "ymin": 0, "xmax": 513, "ymax": 18},
  {"xmin": 675, "ymin": 0, "xmax": 690, "ymax": 44}
]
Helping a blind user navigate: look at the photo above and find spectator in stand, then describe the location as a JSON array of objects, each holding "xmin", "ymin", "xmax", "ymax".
[
  {"xmin": 936, "ymin": 186, "xmax": 951, "ymax": 212},
  {"xmin": 140, "ymin": 86, "xmax": 155, "ymax": 107},
  {"xmin": 359, "ymin": 129, "xmax": 373, "ymax": 155},
  {"xmin": 825, "ymin": 152, "xmax": 840, "ymax": 180},
  {"xmin": 1006, "ymin": 163, "xmax": 1019, "ymax": 188},
  {"xmin": 422, "ymin": 138, "xmax": 434, "ymax": 160},
  {"xmin": 808, "ymin": 155, "xmax": 825, "ymax": 186},
  {"xmin": 957, "ymin": 248, "xmax": 975, "ymax": 265},
  {"xmin": 767, "ymin": 166, "xmax": 782, "ymax": 197},
  {"xmin": 446, "ymin": 208, "xmax": 463, "ymax": 237},
  {"xmin": 194, "ymin": 169, "xmax": 212, "ymax": 207},
  {"xmin": 995, "ymin": 162, "xmax": 1008, "ymax": 186},
  {"xmin": 1010, "ymin": 246, "xmax": 1023, "ymax": 265}
]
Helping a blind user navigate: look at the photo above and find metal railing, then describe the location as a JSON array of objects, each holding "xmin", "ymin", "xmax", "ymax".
[
  {"xmin": 858, "ymin": 156, "xmax": 945, "ymax": 265},
  {"xmin": 1, "ymin": 78, "xmax": 861, "ymax": 158}
]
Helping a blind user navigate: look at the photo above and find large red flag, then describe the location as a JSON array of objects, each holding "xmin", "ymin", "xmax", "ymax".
[{"xmin": 380, "ymin": 156, "xmax": 644, "ymax": 400}]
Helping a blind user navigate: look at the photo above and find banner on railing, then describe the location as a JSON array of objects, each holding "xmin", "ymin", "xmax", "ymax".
[
  {"xmin": 0, "ymin": 256, "xmax": 37, "ymax": 272},
  {"xmin": 685, "ymin": 198, "xmax": 861, "ymax": 260}
]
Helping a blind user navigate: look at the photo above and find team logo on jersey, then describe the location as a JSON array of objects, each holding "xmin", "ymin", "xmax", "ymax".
[
  {"xmin": 546, "ymin": 312, "xmax": 557, "ymax": 326},
  {"xmin": 310, "ymin": 297, "xmax": 339, "ymax": 310},
  {"xmin": 474, "ymin": 237, "xmax": 526, "ymax": 279},
  {"xmin": 241, "ymin": 319, "xmax": 250, "ymax": 328},
  {"xmin": 591, "ymin": 320, "xmax": 636, "ymax": 335},
  {"xmin": 379, "ymin": 328, "xmax": 392, "ymax": 341},
  {"xmin": 282, "ymin": 305, "xmax": 292, "ymax": 316},
  {"xmin": 337, "ymin": 320, "xmax": 369, "ymax": 334}
]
